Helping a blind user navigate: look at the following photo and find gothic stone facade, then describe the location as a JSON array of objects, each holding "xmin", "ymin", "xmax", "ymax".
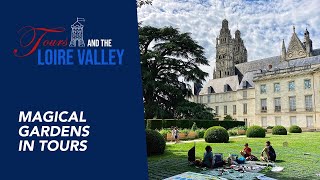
[
  {"xmin": 213, "ymin": 19, "xmax": 247, "ymax": 79},
  {"xmin": 194, "ymin": 19, "xmax": 320, "ymax": 130}
]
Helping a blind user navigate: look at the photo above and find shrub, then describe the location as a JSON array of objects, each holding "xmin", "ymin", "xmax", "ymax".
[
  {"xmin": 146, "ymin": 129, "xmax": 166, "ymax": 156},
  {"xmin": 204, "ymin": 126, "xmax": 229, "ymax": 143},
  {"xmin": 289, "ymin": 125, "xmax": 302, "ymax": 133},
  {"xmin": 224, "ymin": 115, "xmax": 233, "ymax": 121},
  {"xmin": 228, "ymin": 129, "xmax": 238, "ymax": 136},
  {"xmin": 195, "ymin": 128, "xmax": 205, "ymax": 138},
  {"xmin": 180, "ymin": 128, "xmax": 190, "ymax": 135},
  {"xmin": 272, "ymin": 126, "xmax": 287, "ymax": 135},
  {"xmin": 146, "ymin": 119, "xmax": 152, "ymax": 129},
  {"xmin": 159, "ymin": 129, "xmax": 170, "ymax": 139},
  {"xmin": 237, "ymin": 126, "xmax": 247, "ymax": 130},
  {"xmin": 191, "ymin": 122, "xmax": 198, "ymax": 131},
  {"xmin": 187, "ymin": 130, "xmax": 197, "ymax": 139},
  {"xmin": 227, "ymin": 126, "xmax": 247, "ymax": 136},
  {"xmin": 246, "ymin": 126, "xmax": 266, "ymax": 138}
]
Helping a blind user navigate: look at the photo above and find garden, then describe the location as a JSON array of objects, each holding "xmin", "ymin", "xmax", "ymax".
[{"xmin": 146, "ymin": 123, "xmax": 320, "ymax": 180}]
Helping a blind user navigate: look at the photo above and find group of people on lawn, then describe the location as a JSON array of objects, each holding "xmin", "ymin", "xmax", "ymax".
[
  {"xmin": 171, "ymin": 126, "xmax": 179, "ymax": 143},
  {"xmin": 200, "ymin": 141, "xmax": 276, "ymax": 168}
]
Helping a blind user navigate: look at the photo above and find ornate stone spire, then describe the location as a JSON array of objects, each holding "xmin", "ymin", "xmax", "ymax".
[
  {"xmin": 281, "ymin": 39, "xmax": 286, "ymax": 61},
  {"xmin": 293, "ymin": 25, "xmax": 295, "ymax": 33},
  {"xmin": 286, "ymin": 26, "xmax": 309, "ymax": 60}
]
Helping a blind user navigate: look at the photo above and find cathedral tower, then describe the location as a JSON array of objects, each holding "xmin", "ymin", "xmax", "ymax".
[
  {"xmin": 233, "ymin": 29, "xmax": 247, "ymax": 64},
  {"xmin": 214, "ymin": 19, "xmax": 247, "ymax": 79},
  {"xmin": 304, "ymin": 28, "xmax": 313, "ymax": 57}
]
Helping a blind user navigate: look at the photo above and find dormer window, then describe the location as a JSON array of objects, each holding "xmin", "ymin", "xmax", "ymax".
[
  {"xmin": 224, "ymin": 84, "xmax": 232, "ymax": 92},
  {"xmin": 207, "ymin": 86, "xmax": 215, "ymax": 94},
  {"xmin": 243, "ymin": 81, "xmax": 247, "ymax": 89}
]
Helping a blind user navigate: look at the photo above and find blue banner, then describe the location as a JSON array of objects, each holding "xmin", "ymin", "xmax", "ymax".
[{"xmin": 0, "ymin": 0, "xmax": 148, "ymax": 179}]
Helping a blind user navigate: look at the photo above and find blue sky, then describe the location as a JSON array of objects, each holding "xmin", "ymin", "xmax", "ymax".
[{"xmin": 138, "ymin": 0, "xmax": 320, "ymax": 80}]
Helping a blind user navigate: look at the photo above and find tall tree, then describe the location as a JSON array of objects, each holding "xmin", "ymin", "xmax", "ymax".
[
  {"xmin": 139, "ymin": 26, "xmax": 212, "ymax": 119},
  {"xmin": 175, "ymin": 101, "xmax": 213, "ymax": 120}
]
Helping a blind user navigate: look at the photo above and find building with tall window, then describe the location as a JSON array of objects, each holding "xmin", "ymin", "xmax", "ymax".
[{"xmin": 193, "ymin": 19, "xmax": 320, "ymax": 130}]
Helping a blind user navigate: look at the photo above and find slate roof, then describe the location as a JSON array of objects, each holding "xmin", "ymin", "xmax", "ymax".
[
  {"xmin": 199, "ymin": 75, "xmax": 240, "ymax": 95},
  {"xmin": 253, "ymin": 64, "xmax": 320, "ymax": 81},
  {"xmin": 199, "ymin": 49, "xmax": 320, "ymax": 95}
]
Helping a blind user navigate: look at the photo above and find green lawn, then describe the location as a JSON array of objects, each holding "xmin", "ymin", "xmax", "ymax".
[{"xmin": 148, "ymin": 132, "xmax": 320, "ymax": 180}]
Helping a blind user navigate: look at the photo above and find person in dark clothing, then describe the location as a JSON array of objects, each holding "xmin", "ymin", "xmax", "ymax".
[
  {"xmin": 188, "ymin": 145, "xmax": 195, "ymax": 162},
  {"xmin": 202, "ymin": 145, "xmax": 213, "ymax": 168},
  {"xmin": 260, "ymin": 141, "xmax": 276, "ymax": 162}
]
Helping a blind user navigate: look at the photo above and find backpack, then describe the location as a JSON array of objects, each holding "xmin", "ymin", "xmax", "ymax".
[
  {"xmin": 213, "ymin": 154, "xmax": 224, "ymax": 167},
  {"xmin": 247, "ymin": 155, "xmax": 258, "ymax": 161},
  {"xmin": 236, "ymin": 157, "xmax": 246, "ymax": 164}
]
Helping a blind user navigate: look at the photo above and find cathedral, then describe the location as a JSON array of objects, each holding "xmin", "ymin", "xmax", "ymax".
[
  {"xmin": 193, "ymin": 19, "xmax": 320, "ymax": 131},
  {"xmin": 213, "ymin": 19, "xmax": 247, "ymax": 79}
]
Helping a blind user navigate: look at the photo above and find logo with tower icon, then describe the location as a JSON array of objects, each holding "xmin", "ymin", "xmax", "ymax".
[
  {"xmin": 13, "ymin": 17, "xmax": 125, "ymax": 66},
  {"xmin": 69, "ymin": 18, "xmax": 85, "ymax": 47}
]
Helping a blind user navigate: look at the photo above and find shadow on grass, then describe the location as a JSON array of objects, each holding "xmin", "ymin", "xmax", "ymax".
[
  {"xmin": 275, "ymin": 159, "xmax": 285, "ymax": 163},
  {"xmin": 148, "ymin": 151, "xmax": 200, "ymax": 180}
]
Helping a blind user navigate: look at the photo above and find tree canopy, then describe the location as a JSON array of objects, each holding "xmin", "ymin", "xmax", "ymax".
[
  {"xmin": 139, "ymin": 25, "xmax": 214, "ymax": 119},
  {"xmin": 224, "ymin": 115, "xmax": 234, "ymax": 121}
]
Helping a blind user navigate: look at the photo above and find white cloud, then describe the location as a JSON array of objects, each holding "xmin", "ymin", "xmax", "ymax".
[{"xmin": 138, "ymin": 0, "xmax": 320, "ymax": 81}]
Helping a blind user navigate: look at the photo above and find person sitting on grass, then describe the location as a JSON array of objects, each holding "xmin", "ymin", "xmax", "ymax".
[
  {"xmin": 240, "ymin": 143, "xmax": 258, "ymax": 161},
  {"xmin": 202, "ymin": 145, "xmax": 213, "ymax": 168},
  {"xmin": 260, "ymin": 141, "xmax": 276, "ymax": 162},
  {"xmin": 240, "ymin": 143, "xmax": 252, "ymax": 159}
]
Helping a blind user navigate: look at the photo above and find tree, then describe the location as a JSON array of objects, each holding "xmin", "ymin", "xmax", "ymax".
[
  {"xmin": 139, "ymin": 25, "xmax": 212, "ymax": 119},
  {"xmin": 175, "ymin": 101, "xmax": 213, "ymax": 120},
  {"xmin": 224, "ymin": 115, "xmax": 234, "ymax": 121}
]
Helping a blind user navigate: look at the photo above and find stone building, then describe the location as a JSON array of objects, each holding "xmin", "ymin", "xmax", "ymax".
[
  {"xmin": 213, "ymin": 19, "xmax": 247, "ymax": 79},
  {"xmin": 193, "ymin": 19, "xmax": 320, "ymax": 130}
]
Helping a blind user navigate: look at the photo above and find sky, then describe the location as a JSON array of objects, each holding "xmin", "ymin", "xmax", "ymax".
[{"xmin": 137, "ymin": 0, "xmax": 320, "ymax": 80}]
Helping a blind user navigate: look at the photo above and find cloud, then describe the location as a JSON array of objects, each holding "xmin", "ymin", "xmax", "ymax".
[{"xmin": 138, "ymin": 0, "xmax": 320, "ymax": 81}]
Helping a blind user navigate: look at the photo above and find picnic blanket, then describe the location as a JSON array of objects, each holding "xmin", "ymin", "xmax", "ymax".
[
  {"xmin": 201, "ymin": 169, "xmax": 265, "ymax": 180},
  {"xmin": 256, "ymin": 175, "xmax": 278, "ymax": 180},
  {"xmin": 200, "ymin": 161, "xmax": 277, "ymax": 180},
  {"xmin": 163, "ymin": 161, "xmax": 278, "ymax": 180},
  {"xmin": 163, "ymin": 171, "xmax": 227, "ymax": 180}
]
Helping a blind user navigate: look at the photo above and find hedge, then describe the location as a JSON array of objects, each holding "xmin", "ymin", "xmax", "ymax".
[
  {"xmin": 204, "ymin": 126, "xmax": 229, "ymax": 143},
  {"xmin": 272, "ymin": 125, "xmax": 287, "ymax": 135},
  {"xmin": 146, "ymin": 129, "xmax": 166, "ymax": 156},
  {"xmin": 246, "ymin": 126, "xmax": 266, "ymax": 138},
  {"xmin": 289, "ymin": 125, "xmax": 302, "ymax": 133},
  {"xmin": 145, "ymin": 119, "xmax": 245, "ymax": 130}
]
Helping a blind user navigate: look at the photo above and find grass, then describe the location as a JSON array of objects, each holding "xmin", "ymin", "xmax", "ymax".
[{"xmin": 148, "ymin": 132, "xmax": 320, "ymax": 180}]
